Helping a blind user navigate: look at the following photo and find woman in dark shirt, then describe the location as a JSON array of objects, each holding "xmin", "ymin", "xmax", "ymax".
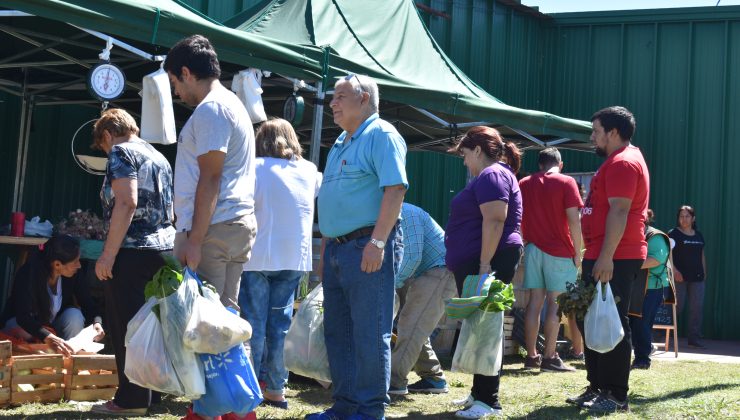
[
  {"xmin": 668, "ymin": 205, "xmax": 707, "ymax": 348},
  {"xmin": 0, "ymin": 234, "xmax": 104, "ymax": 356},
  {"xmin": 90, "ymin": 108, "xmax": 175, "ymax": 416},
  {"xmin": 444, "ymin": 126, "xmax": 523, "ymax": 418}
]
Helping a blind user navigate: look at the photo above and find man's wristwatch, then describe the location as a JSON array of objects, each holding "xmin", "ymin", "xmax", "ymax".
[{"xmin": 370, "ymin": 238, "xmax": 385, "ymax": 249}]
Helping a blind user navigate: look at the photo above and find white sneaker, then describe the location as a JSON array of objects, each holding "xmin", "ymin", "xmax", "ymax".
[
  {"xmin": 452, "ymin": 394, "xmax": 474, "ymax": 409},
  {"xmin": 454, "ymin": 401, "xmax": 502, "ymax": 418}
]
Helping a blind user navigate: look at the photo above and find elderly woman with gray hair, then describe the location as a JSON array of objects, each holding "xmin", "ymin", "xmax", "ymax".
[{"xmin": 239, "ymin": 118, "xmax": 321, "ymax": 409}]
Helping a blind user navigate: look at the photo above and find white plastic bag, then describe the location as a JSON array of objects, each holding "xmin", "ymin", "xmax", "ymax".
[
  {"xmin": 125, "ymin": 310, "xmax": 184, "ymax": 396},
  {"xmin": 160, "ymin": 272, "xmax": 205, "ymax": 399},
  {"xmin": 451, "ymin": 309, "xmax": 503, "ymax": 376},
  {"xmin": 283, "ymin": 284, "xmax": 331, "ymax": 383},
  {"xmin": 584, "ymin": 283, "xmax": 625, "ymax": 353},
  {"xmin": 24, "ymin": 216, "xmax": 53, "ymax": 237},
  {"xmin": 125, "ymin": 297, "xmax": 158, "ymax": 346},
  {"xmin": 184, "ymin": 286, "xmax": 252, "ymax": 354}
]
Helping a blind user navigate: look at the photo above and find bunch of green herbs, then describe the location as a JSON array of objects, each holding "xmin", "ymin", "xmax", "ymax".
[
  {"xmin": 557, "ymin": 277, "xmax": 620, "ymax": 320},
  {"xmin": 556, "ymin": 278, "xmax": 595, "ymax": 320}
]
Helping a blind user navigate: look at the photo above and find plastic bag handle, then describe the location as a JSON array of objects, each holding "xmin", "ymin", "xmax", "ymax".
[
  {"xmin": 184, "ymin": 267, "xmax": 204, "ymax": 287},
  {"xmin": 597, "ymin": 282, "xmax": 606, "ymax": 302}
]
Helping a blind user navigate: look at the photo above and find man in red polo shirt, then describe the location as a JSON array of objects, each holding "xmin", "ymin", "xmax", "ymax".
[
  {"xmin": 520, "ymin": 147, "xmax": 583, "ymax": 373},
  {"xmin": 567, "ymin": 106, "xmax": 649, "ymax": 413}
]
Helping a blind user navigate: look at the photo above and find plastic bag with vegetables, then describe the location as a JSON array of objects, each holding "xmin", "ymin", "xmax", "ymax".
[
  {"xmin": 160, "ymin": 270, "xmax": 205, "ymax": 399},
  {"xmin": 184, "ymin": 284, "xmax": 252, "ymax": 355}
]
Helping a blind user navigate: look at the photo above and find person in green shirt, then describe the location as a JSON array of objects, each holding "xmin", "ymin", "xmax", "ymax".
[{"xmin": 629, "ymin": 210, "xmax": 675, "ymax": 369}]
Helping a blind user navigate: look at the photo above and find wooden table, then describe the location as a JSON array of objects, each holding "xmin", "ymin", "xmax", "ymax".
[{"xmin": 0, "ymin": 235, "xmax": 49, "ymax": 268}]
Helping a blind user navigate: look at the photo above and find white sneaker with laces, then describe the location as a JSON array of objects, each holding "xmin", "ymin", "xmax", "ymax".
[{"xmin": 454, "ymin": 401, "xmax": 502, "ymax": 418}]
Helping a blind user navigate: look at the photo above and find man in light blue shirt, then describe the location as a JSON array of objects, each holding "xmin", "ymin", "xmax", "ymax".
[
  {"xmin": 309, "ymin": 74, "xmax": 407, "ymax": 420},
  {"xmin": 389, "ymin": 203, "xmax": 457, "ymax": 396}
]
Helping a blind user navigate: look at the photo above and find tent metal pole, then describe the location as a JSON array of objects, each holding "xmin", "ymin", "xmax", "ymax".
[
  {"xmin": 11, "ymin": 69, "xmax": 29, "ymax": 213},
  {"xmin": 455, "ymin": 121, "xmax": 491, "ymax": 128},
  {"xmin": 71, "ymin": 26, "xmax": 166, "ymax": 62},
  {"xmin": 0, "ymin": 11, "xmax": 32, "ymax": 17},
  {"xmin": 16, "ymin": 96, "xmax": 34, "ymax": 212},
  {"xmin": 412, "ymin": 106, "xmax": 450, "ymax": 127},
  {"xmin": 309, "ymin": 81, "xmax": 324, "ymax": 165},
  {"xmin": 508, "ymin": 127, "xmax": 546, "ymax": 147},
  {"xmin": 11, "ymin": 96, "xmax": 28, "ymax": 212},
  {"xmin": 0, "ymin": 59, "xmax": 101, "ymax": 69},
  {"xmin": 545, "ymin": 138, "xmax": 571, "ymax": 146}
]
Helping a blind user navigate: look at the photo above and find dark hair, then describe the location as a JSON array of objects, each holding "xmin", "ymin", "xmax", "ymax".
[
  {"xmin": 24, "ymin": 235, "xmax": 80, "ymax": 324},
  {"xmin": 676, "ymin": 205, "xmax": 697, "ymax": 229},
  {"xmin": 538, "ymin": 147, "xmax": 562, "ymax": 170},
  {"xmin": 163, "ymin": 35, "xmax": 221, "ymax": 80},
  {"xmin": 591, "ymin": 106, "xmax": 636, "ymax": 140},
  {"xmin": 450, "ymin": 126, "xmax": 522, "ymax": 174},
  {"xmin": 645, "ymin": 209, "xmax": 655, "ymax": 225},
  {"xmin": 504, "ymin": 142, "xmax": 522, "ymax": 175}
]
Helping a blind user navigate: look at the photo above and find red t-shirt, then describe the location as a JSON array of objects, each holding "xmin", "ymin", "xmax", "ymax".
[
  {"xmin": 520, "ymin": 171, "xmax": 583, "ymax": 258},
  {"xmin": 582, "ymin": 145, "xmax": 650, "ymax": 260}
]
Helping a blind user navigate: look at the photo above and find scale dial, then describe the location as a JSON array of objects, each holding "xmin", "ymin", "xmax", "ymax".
[
  {"xmin": 283, "ymin": 94, "xmax": 305, "ymax": 127},
  {"xmin": 87, "ymin": 63, "xmax": 126, "ymax": 101}
]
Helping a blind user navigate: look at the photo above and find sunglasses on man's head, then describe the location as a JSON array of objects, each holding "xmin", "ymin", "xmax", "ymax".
[{"xmin": 344, "ymin": 73, "xmax": 367, "ymax": 93}]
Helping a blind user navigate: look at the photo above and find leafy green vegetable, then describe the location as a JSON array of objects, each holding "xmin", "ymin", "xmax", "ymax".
[
  {"xmin": 143, "ymin": 265, "xmax": 184, "ymax": 318},
  {"xmin": 479, "ymin": 279, "xmax": 515, "ymax": 312},
  {"xmin": 162, "ymin": 253, "xmax": 183, "ymax": 272}
]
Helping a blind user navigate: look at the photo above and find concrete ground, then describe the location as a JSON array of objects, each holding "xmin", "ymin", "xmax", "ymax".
[{"xmin": 651, "ymin": 336, "xmax": 740, "ymax": 363}]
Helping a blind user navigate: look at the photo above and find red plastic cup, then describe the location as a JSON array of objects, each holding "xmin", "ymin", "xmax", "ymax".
[{"xmin": 10, "ymin": 212, "xmax": 25, "ymax": 237}]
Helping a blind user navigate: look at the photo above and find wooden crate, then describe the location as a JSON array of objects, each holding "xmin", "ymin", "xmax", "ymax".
[
  {"xmin": 64, "ymin": 355, "xmax": 118, "ymax": 401},
  {"xmin": 0, "ymin": 340, "xmax": 10, "ymax": 363},
  {"xmin": 503, "ymin": 315, "xmax": 519, "ymax": 356},
  {"xmin": 10, "ymin": 354, "xmax": 65, "ymax": 404},
  {"xmin": 0, "ymin": 341, "xmax": 10, "ymax": 406}
]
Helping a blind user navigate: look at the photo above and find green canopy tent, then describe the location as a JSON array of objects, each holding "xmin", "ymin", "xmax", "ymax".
[
  {"xmin": 2, "ymin": 0, "xmax": 592, "ymax": 155},
  {"xmin": 0, "ymin": 0, "xmax": 593, "ymax": 213},
  {"xmin": 227, "ymin": 0, "xmax": 593, "ymax": 152}
]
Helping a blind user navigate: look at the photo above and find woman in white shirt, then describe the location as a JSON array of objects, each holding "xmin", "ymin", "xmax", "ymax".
[{"xmin": 239, "ymin": 118, "xmax": 321, "ymax": 409}]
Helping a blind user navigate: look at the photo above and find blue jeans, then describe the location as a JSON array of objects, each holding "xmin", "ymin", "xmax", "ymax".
[
  {"xmin": 2, "ymin": 307, "xmax": 85, "ymax": 341},
  {"xmin": 239, "ymin": 270, "xmax": 303, "ymax": 394},
  {"xmin": 323, "ymin": 227, "xmax": 401, "ymax": 419},
  {"xmin": 629, "ymin": 287, "xmax": 665, "ymax": 365}
]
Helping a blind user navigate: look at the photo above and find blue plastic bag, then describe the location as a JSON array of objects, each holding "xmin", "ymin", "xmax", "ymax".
[
  {"xmin": 184, "ymin": 268, "xmax": 262, "ymax": 420},
  {"xmin": 192, "ymin": 341, "xmax": 263, "ymax": 417}
]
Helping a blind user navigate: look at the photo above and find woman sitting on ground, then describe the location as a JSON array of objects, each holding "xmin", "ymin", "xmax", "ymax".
[{"xmin": 0, "ymin": 234, "xmax": 104, "ymax": 356}]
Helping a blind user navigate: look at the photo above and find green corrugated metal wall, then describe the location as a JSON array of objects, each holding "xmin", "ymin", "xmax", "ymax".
[
  {"xmin": 0, "ymin": 93, "xmax": 22, "ymax": 303},
  {"xmin": 418, "ymin": 0, "xmax": 553, "ymax": 109},
  {"xmin": 406, "ymin": 152, "xmax": 467, "ymax": 227},
  {"xmin": 0, "ymin": 93, "xmax": 21, "ymax": 228}
]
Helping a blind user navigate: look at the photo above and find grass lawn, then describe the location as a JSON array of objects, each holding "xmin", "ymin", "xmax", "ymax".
[{"xmin": 1, "ymin": 357, "xmax": 738, "ymax": 419}]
